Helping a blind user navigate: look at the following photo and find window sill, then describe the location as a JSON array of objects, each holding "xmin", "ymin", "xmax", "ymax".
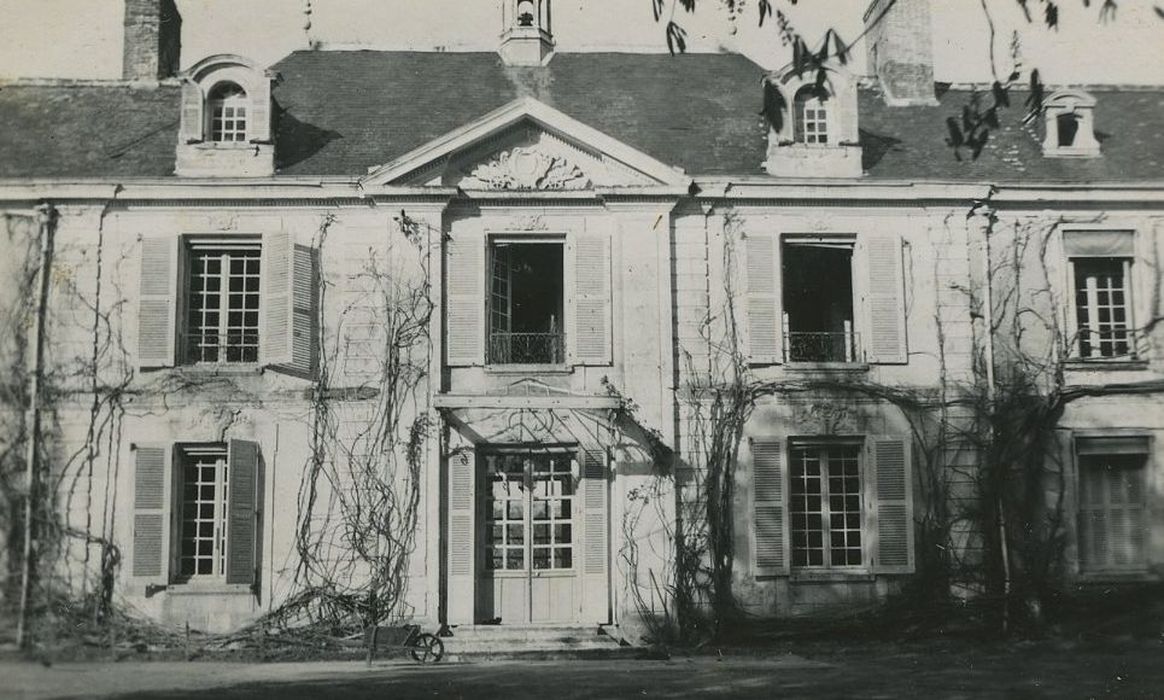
[
  {"xmin": 165, "ymin": 582, "xmax": 254, "ymax": 596},
  {"xmin": 783, "ymin": 362, "xmax": 870, "ymax": 373},
  {"xmin": 1064, "ymin": 358, "xmax": 1148, "ymax": 372},
  {"xmin": 485, "ymin": 364, "xmax": 574, "ymax": 375},
  {"xmin": 1076, "ymin": 570, "xmax": 1157, "ymax": 584},
  {"xmin": 174, "ymin": 363, "xmax": 264, "ymax": 376},
  {"xmin": 788, "ymin": 570, "xmax": 875, "ymax": 583}
]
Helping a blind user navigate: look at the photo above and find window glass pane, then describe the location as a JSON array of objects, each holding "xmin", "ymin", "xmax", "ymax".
[{"xmin": 790, "ymin": 442, "xmax": 863, "ymax": 569}]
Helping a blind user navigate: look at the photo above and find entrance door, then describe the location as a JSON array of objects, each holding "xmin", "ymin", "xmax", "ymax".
[{"xmin": 480, "ymin": 451, "xmax": 578, "ymax": 624}]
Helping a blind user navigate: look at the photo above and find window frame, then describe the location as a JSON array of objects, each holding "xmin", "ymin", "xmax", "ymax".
[
  {"xmin": 485, "ymin": 233, "xmax": 567, "ymax": 368},
  {"xmin": 1074, "ymin": 436, "xmax": 1152, "ymax": 575},
  {"xmin": 1069, "ymin": 256, "xmax": 1136, "ymax": 361},
  {"xmin": 1062, "ymin": 228, "xmax": 1140, "ymax": 364},
  {"xmin": 206, "ymin": 81, "xmax": 250, "ymax": 144},
  {"xmin": 787, "ymin": 438, "xmax": 867, "ymax": 571},
  {"xmin": 792, "ymin": 85, "xmax": 832, "ymax": 146},
  {"xmin": 173, "ymin": 443, "xmax": 231, "ymax": 583},
  {"xmin": 780, "ymin": 235, "xmax": 862, "ymax": 365},
  {"xmin": 180, "ymin": 236, "xmax": 263, "ymax": 367}
]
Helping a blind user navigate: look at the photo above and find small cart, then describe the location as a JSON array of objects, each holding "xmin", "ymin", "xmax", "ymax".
[{"xmin": 365, "ymin": 624, "xmax": 445, "ymax": 664}]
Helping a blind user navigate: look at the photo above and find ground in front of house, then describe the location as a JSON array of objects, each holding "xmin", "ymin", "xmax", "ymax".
[{"xmin": 4, "ymin": 637, "xmax": 1163, "ymax": 699}]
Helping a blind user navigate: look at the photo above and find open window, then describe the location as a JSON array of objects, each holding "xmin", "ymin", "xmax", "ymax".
[
  {"xmin": 782, "ymin": 237, "xmax": 858, "ymax": 362},
  {"xmin": 488, "ymin": 237, "xmax": 565, "ymax": 365},
  {"xmin": 1042, "ymin": 90, "xmax": 1100, "ymax": 158}
]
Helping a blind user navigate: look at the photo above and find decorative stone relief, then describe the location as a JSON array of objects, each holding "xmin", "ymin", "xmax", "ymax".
[{"xmin": 468, "ymin": 147, "xmax": 591, "ymax": 190}]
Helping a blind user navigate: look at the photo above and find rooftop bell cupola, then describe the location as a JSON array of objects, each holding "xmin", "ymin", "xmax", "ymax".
[{"xmin": 499, "ymin": 0, "xmax": 554, "ymax": 66}]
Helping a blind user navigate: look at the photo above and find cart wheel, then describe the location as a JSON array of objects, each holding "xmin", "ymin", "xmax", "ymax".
[{"xmin": 411, "ymin": 633, "xmax": 444, "ymax": 664}]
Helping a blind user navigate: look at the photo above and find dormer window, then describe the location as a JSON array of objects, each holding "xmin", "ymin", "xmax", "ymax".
[
  {"xmin": 208, "ymin": 82, "xmax": 248, "ymax": 143},
  {"xmin": 793, "ymin": 86, "xmax": 830, "ymax": 145},
  {"xmin": 1042, "ymin": 90, "xmax": 1101, "ymax": 158}
]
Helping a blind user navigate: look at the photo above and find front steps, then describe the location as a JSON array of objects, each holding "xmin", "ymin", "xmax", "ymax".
[{"xmin": 441, "ymin": 624, "xmax": 633, "ymax": 661}]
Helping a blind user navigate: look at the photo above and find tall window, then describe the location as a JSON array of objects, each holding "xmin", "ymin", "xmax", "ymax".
[
  {"xmin": 208, "ymin": 82, "xmax": 248, "ymax": 143},
  {"xmin": 1073, "ymin": 257, "xmax": 1133, "ymax": 359},
  {"xmin": 789, "ymin": 441, "xmax": 863, "ymax": 568},
  {"xmin": 178, "ymin": 445, "xmax": 229, "ymax": 579},
  {"xmin": 186, "ymin": 240, "xmax": 261, "ymax": 363},
  {"xmin": 483, "ymin": 452, "xmax": 575, "ymax": 572},
  {"xmin": 782, "ymin": 238, "xmax": 857, "ymax": 362},
  {"xmin": 488, "ymin": 238, "xmax": 565, "ymax": 364},
  {"xmin": 1078, "ymin": 443, "xmax": 1149, "ymax": 572},
  {"xmin": 793, "ymin": 85, "xmax": 829, "ymax": 145}
]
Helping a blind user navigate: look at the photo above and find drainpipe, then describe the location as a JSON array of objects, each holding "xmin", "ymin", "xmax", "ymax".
[{"xmin": 16, "ymin": 202, "xmax": 57, "ymax": 650}]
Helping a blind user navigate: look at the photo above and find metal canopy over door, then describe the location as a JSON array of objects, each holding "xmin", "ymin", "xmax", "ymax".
[{"xmin": 478, "ymin": 450, "xmax": 581, "ymax": 624}]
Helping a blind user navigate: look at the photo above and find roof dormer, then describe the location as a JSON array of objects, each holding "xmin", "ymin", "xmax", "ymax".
[
  {"xmin": 499, "ymin": 0, "xmax": 554, "ymax": 66},
  {"xmin": 763, "ymin": 68, "xmax": 862, "ymax": 178},
  {"xmin": 176, "ymin": 54, "xmax": 277, "ymax": 177},
  {"xmin": 1041, "ymin": 89, "xmax": 1101, "ymax": 158}
]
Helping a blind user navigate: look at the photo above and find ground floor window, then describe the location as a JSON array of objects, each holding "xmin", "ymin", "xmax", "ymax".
[
  {"xmin": 484, "ymin": 451, "xmax": 575, "ymax": 571},
  {"xmin": 789, "ymin": 441, "xmax": 863, "ymax": 568},
  {"xmin": 178, "ymin": 445, "xmax": 230, "ymax": 580},
  {"xmin": 1078, "ymin": 442, "xmax": 1149, "ymax": 573}
]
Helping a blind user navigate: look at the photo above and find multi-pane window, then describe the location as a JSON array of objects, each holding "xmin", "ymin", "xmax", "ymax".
[
  {"xmin": 484, "ymin": 452, "xmax": 575, "ymax": 572},
  {"xmin": 794, "ymin": 86, "xmax": 829, "ymax": 145},
  {"xmin": 186, "ymin": 241, "xmax": 261, "ymax": 363},
  {"xmin": 178, "ymin": 445, "xmax": 229, "ymax": 579},
  {"xmin": 487, "ymin": 239, "xmax": 565, "ymax": 364},
  {"xmin": 1078, "ymin": 450, "xmax": 1148, "ymax": 572},
  {"xmin": 1073, "ymin": 257, "xmax": 1133, "ymax": 359},
  {"xmin": 790, "ymin": 442, "xmax": 863, "ymax": 568},
  {"xmin": 208, "ymin": 82, "xmax": 248, "ymax": 143}
]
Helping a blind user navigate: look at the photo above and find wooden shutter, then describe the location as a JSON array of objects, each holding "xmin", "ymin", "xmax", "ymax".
[
  {"xmin": 869, "ymin": 436, "xmax": 914, "ymax": 574},
  {"xmin": 581, "ymin": 448, "xmax": 610, "ymax": 622},
  {"xmin": 132, "ymin": 444, "xmax": 170, "ymax": 579},
  {"xmin": 1078, "ymin": 455, "xmax": 1148, "ymax": 571},
  {"xmin": 570, "ymin": 233, "xmax": 613, "ymax": 366},
  {"xmin": 446, "ymin": 232, "xmax": 485, "ymax": 366},
  {"xmin": 447, "ymin": 449, "xmax": 476, "ymax": 624},
  {"xmin": 248, "ymin": 78, "xmax": 273, "ymax": 143},
  {"xmin": 179, "ymin": 80, "xmax": 203, "ymax": 143},
  {"xmin": 269, "ymin": 244, "xmax": 317, "ymax": 378},
  {"xmin": 261, "ymin": 231, "xmax": 294, "ymax": 366},
  {"xmin": 752, "ymin": 438, "xmax": 789, "ymax": 576},
  {"xmin": 863, "ymin": 236, "xmax": 908, "ymax": 364},
  {"xmin": 137, "ymin": 235, "xmax": 178, "ymax": 368},
  {"xmin": 225, "ymin": 439, "xmax": 260, "ymax": 586},
  {"xmin": 745, "ymin": 234, "xmax": 782, "ymax": 364}
]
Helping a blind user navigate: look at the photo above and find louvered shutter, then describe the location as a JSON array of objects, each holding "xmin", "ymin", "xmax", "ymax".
[
  {"xmin": 269, "ymin": 244, "xmax": 317, "ymax": 378},
  {"xmin": 752, "ymin": 438, "xmax": 789, "ymax": 576},
  {"xmin": 447, "ymin": 449, "xmax": 476, "ymax": 624},
  {"xmin": 869, "ymin": 436, "xmax": 914, "ymax": 574},
  {"xmin": 260, "ymin": 231, "xmax": 294, "ymax": 366},
  {"xmin": 446, "ymin": 232, "xmax": 485, "ymax": 366},
  {"xmin": 179, "ymin": 80, "xmax": 203, "ymax": 144},
  {"xmin": 746, "ymin": 235, "xmax": 783, "ymax": 364},
  {"xmin": 137, "ymin": 235, "xmax": 178, "ymax": 368},
  {"xmin": 248, "ymin": 79, "xmax": 272, "ymax": 143},
  {"xmin": 132, "ymin": 444, "xmax": 170, "ymax": 580},
  {"xmin": 225, "ymin": 439, "xmax": 260, "ymax": 586},
  {"xmin": 863, "ymin": 236, "xmax": 908, "ymax": 364},
  {"xmin": 570, "ymin": 234, "xmax": 613, "ymax": 366},
  {"xmin": 580, "ymin": 448, "xmax": 610, "ymax": 622}
]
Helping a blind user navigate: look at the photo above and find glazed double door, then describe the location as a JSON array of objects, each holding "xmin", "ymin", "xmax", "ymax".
[{"xmin": 479, "ymin": 451, "xmax": 578, "ymax": 624}]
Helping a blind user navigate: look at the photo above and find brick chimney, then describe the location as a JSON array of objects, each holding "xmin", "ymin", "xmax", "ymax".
[
  {"xmin": 123, "ymin": 0, "xmax": 181, "ymax": 81},
  {"xmin": 864, "ymin": 0, "xmax": 937, "ymax": 105}
]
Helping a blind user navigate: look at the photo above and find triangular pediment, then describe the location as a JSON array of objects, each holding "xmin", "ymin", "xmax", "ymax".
[{"xmin": 362, "ymin": 97, "xmax": 690, "ymax": 191}]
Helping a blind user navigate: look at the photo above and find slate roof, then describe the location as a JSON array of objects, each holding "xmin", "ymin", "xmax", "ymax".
[{"xmin": 0, "ymin": 50, "xmax": 1162, "ymax": 184}]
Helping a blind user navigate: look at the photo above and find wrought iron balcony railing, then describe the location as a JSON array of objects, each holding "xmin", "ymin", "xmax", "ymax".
[
  {"xmin": 1076, "ymin": 327, "xmax": 1138, "ymax": 360},
  {"xmin": 183, "ymin": 331, "xmax": 260, "ymax": 364},
  {"xmin": 488, "ymin": 332, "xmax": 565, "ymax": 365},
  {"xmin": 785, "ymin": 331, "xmax": 862, "ymax": 363}
]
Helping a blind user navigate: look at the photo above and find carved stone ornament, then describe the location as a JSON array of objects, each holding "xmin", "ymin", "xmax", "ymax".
[{"xmin": 469, "ymin": 147, "xmax": 591, "ymax": 190}]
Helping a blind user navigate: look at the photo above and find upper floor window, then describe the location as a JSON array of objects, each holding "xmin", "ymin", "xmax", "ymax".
[
  {"xmin": 488, "ymin": 237, "xmax": 565, "ymax": 365},
  {"xmin": 793, "ymin": 85, "xmax": 830, "ymax": 145},
  {"xmin": 207, "ymin": 82, "xmax": 249, "ymax": 143},
  {"xmin": 1076, "ymin": 436, "xmax": 1150, "ymax": 573},
  {"xmin": 1064, "ymin": 230, "xmax": 1137, "ymax": 361},
  {"xmin": 185, "ymin": 239, "xmax": 261, "ymax": 364},
  {"xmin": 782, "ymin": 237, "xmax": 857, "ymax": 362},
  {"xmin": 1042, "ymin": 90, "xmax": 1100, "ymax": 158}
]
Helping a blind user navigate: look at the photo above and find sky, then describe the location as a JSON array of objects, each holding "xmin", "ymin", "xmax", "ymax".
[{"xmin": 0, "ymin": 0, "xmax": 1161, "ymax": 85}]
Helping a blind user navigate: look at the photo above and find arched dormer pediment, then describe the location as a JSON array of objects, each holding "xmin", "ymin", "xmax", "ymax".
[
  {"xmin": 763, "ymin": 66, "xmax": 862, "ymax": 178},
  {"xmin": 1041, "ymin": 89, "xmax": 1101, "ymax": 158},
  {"xmin": 176, "ymin": 54, "xmax": 277, "ymax": 177}
]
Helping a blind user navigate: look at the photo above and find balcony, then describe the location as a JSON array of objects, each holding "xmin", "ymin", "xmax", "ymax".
[
  {"xmin": 488, "ymin": 332, "xmax": 565, "ymax": 365},
  {"xmin": 785, "ymin": 331, "xmax": 861, "ymax": 363}
]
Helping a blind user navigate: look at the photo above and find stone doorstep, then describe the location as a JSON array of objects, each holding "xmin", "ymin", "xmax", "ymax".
[{"xmin": 440, "ymin": 624, "xmax": 628, "ymax": 660}]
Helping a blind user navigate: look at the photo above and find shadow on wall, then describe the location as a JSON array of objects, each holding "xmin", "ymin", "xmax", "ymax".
[
  {"xmin": 858, "ymin": 129, "xmax": 903, "ymax": 172},
  {"xmin": 274, "ymin": 102, "xmax": 342, "ymax": 171}
]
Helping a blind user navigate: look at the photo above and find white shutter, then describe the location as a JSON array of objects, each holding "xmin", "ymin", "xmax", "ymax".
[
  {"xmin": 446, "ymin": 232, "xmax": 485, "ymax": 366},
  {"xmin": 863, "ymin": 235, "xmax": 908, "ymax": 364},
  {"xmin": 570, "ymin": 233, "xmax": 612, "ymax": 366},
  {"xmin": 269, "ymin": 244, "xmax": 316, "ymax": 378},
  {"xmin": 745, "ymin": 235, "xmax": 782, "ymax": 364},
  {"xmin": 868, "ymin": 436, "xmax": 915, "ymax": 574},
  {"xmin": 132, "ymin": 444, "xmax": 170, "ymax": 581},
  {"xmin": 751, "ymin": 438, "xmax": 789, "ymax": 576},
  {"xmin": 179, "ymin": 80, "xmax": 203, "ymax": 144},
  {"xmin": 580, "ymin": 448, "xmax": 610, "ymax": 622},
  {"xmin": 248, "ymin": 78, "xmax": 273, "ymax": 143},
  {"xmin": 446, "ymin": 449, "xmax": 476, "ymax": 624},
  {"xmin": 260, "ymin": 231, "xmax": 294, "ymax": 366},
  {"xmin": 137, "ymin": 235, "xmax": 178, "ymax": 368}
]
